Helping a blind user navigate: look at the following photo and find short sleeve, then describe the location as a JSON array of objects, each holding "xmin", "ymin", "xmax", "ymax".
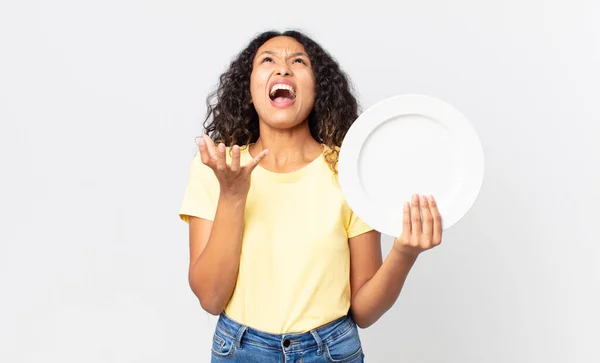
[
  {"xmin": 344, "ymin": 202, "xmax": 374, "ymax": 238},
  {"xmin": 179, "ymin": 152, "xmax": 220, "ymax": 223}
]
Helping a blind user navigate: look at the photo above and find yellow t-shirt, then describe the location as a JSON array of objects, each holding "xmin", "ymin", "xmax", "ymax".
[{"xmin": 179, "ymin": 145, "xmax": 373, "ymax": 334}]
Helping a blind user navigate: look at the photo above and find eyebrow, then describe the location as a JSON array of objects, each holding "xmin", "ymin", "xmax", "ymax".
[{"xmin": 258, "ymin": 50, "xmax": 309, "ymax": 58}]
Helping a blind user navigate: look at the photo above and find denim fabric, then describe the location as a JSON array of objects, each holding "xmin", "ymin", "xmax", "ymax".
[{"xmin": 211, "ymin": 312, "xmax": 365, "ymax": 362}]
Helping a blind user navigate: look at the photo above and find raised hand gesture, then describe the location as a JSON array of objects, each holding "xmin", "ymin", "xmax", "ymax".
[{"xmin": 198, "ymin": 135, "xmax": 268, "ymax": 198}]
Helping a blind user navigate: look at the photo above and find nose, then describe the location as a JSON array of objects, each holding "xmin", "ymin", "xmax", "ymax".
[{"xmin": 276, "ymin": 62, "xmax": 293, "ymax": 76}]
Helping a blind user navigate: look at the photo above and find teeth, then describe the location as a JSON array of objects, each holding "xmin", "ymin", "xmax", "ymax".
[{"xmin": 270, "ymin": 83, "xmax": 296, "ymax": 97}]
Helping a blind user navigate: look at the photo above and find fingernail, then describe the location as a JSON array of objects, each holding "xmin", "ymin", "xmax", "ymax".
[
  {"xmin": 420, "ymin": 195, "xmax": 426, "ymax": 204},
  {"xmin": 412, "ymin": 194, "xmax": 418, "ymax": 203},
  {"xmin": 198, "ymin": 138, "xmax": 205, "ymax": 145}
]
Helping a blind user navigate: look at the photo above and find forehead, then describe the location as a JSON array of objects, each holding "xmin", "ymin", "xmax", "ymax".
[{"xmin": 255, "ymin": 36, "xmax": 306, "ymax": 56}]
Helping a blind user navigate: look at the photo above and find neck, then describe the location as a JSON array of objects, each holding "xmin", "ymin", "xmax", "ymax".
[{"xmin": 250, "ymin": 120, "xmax": 323, "ymax": 173}]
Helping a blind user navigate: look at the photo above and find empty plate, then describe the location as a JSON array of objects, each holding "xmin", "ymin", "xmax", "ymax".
[{"xmin": 338, "ymin": 94, "xmax": 485, "ymax": 237}]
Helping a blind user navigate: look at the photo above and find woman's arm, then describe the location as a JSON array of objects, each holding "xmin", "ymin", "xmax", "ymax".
[
  {"xmin": 348, "ymin": 232, "xmax": 418, "ymax": 328},
  {"xmin": 187, "ymin": 137, "xmax": 268, "ymax": 315},
  {"xmin": 188, "ymin": 193, "xmax": 246, "ymax": 315},
  {"xmin": 349, "ymin": 194, "xmax": 443, "ymax": 328}
]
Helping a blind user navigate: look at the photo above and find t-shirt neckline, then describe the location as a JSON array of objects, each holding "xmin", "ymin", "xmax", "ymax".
[{"xmin": 242, "ymin": 144, "xmax": 327, "ymax": 183}]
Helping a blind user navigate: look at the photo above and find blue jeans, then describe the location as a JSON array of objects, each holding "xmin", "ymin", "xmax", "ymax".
[{"xmin": 211, "ymin": 312, "xmax": 365, "ymax": 362}]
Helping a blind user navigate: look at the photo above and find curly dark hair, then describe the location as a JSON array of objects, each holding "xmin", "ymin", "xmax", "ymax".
[{"xmin": 202, "ymin": 29, "xmax": 359, "ymax": 173}]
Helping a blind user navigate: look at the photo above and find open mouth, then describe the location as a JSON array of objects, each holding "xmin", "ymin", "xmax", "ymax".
[{"xmin": 269, "ymin": 84, "xmax": 296, "ymax": 103}]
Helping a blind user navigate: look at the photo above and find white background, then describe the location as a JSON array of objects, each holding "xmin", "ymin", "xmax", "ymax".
[{"xmin": 1, "ymin": 0, "xmax": 599, "ymax": 362}]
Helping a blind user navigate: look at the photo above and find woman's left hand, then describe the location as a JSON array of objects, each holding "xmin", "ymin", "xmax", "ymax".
[{"xmin": 393, "ymin": 194, "xmax": 443, "ymax": 258}]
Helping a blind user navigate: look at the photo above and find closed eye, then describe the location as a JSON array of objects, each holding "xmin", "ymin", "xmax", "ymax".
[
  {"xmin": 261, "ymin": 57, "xmax": 273, "ymax": 63},
  {"xmin": 293, "ymin": 58, "xmax": 306, "ymax": 65}
]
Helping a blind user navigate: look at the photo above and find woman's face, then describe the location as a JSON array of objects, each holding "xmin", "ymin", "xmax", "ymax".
[{"xmin": 250, "ymin": 36, "xmax": 316, "ymax": 130}]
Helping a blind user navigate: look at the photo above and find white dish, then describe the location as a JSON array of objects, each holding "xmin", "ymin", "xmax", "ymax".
[{"xmin": 338, "ymin": 94, "xmax": 484, "ymax": 237}]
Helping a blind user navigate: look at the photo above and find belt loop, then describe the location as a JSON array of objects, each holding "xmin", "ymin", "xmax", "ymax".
[
  {"xmin": 309, "ymin": 329, "xmax": 324, "ymax": 355},
  {"xmin": 234, "ymin": 325, "xmax": 248, "ymax": 349}
]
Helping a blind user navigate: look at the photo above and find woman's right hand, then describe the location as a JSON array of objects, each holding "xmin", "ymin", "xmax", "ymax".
[{"xmin": 198, "ymin": 134, "xmax": 268, "ymax": 198}]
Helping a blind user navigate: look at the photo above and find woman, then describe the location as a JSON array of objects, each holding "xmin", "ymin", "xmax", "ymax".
[{"xmin": 179, "ymin": 29, "xmax": 443, "ymax": 362}]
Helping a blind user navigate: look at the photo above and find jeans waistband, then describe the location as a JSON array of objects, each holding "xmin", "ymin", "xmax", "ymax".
[{"xmin": 215, "ymin": 312, "xmax": 355, "ymax": 353}]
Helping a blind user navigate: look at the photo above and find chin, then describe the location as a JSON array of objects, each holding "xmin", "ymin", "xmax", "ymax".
[
  {"xmin": 267, "ymin": 117, "xmax": 305, "ymax": 130},
  {"xmin": 260, "ymin": 109, "xmax": 308, "ymax": 130}
]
